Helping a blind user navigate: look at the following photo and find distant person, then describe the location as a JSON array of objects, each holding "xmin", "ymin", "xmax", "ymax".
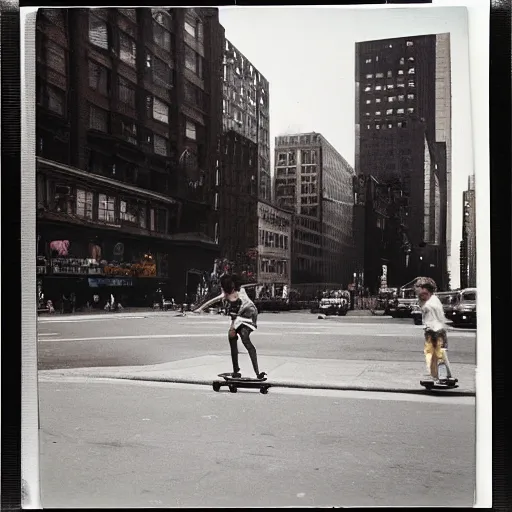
[
  {"xmin": 220, "ymin": 274, "xmax": 266, "ymax": 380},
  {"xmin": 415, "ymin": 277, "xmax": 455, "ymax": 383}
]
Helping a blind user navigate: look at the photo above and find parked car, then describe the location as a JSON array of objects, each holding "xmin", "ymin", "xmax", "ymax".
[
  {"xmin": 411, "ymin": 302, "xmax": 423, "ymax": 325},
  {"xmin": 437, "ymin": 291, "xmax": 459, "ymax": 323},
  {"xmin": 451, "ymin": 288, "xmax": 477, "ymax": 327},
  {"xmin": 314, "ymin": 291, "xmax": 350, "ymax": 317}
]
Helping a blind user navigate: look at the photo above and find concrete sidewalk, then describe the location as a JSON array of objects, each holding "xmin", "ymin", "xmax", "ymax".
[{"xmin": 39, "ymin": 355, "xmax": 476, "ymax": 396}]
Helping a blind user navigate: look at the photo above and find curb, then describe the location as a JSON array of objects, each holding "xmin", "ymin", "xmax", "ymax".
[{"xmin": 43, "ymin": 373, "xmax": 476, "ymax": 397}]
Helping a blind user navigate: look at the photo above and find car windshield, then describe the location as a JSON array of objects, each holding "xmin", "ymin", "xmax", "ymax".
[
  {"xmin": 439, "ymin": 295, "xmax": 457, "ymax": 304},
  {"xmin": 461, "ymin": 292, "xmax": 476, "ymax": 301}
]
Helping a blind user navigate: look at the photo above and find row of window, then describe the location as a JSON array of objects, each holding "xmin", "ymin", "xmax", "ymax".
[
  {"xmin": 364, "ymin": 80, "xmax": 415, "ymax": 92},
  {"xmin": 51, "ymin": 185, "xmax": 170, "ymax": 233},
  {"xmin": 276, "ymin": 150, "xmax": 318, "ymax": 167},
  {"xmin": 364, "ymin": 121, "xmax": 408, "ymax": 130},
  {"xmin": 365, "ymin": 94, "xmax": 414, "ymax": 104},
  {"xmin": 365, "ymin": 67, "xmax": 415, "ymax": 79},
  {"xmin": 89, "ymin": 103, "xmax": 198, "ymax": 149},
  {"xmin": 259, "ymin": 229, "xmax": 289, "ymax": 250},
  {"xmin": 88, "ymin": 10, "xmax": 204, "ymax": 79},
  {"xmin": 260, "ymin": 258, "xmax": 288, "ymax": 276},
  {"xmin": 365, "ymin": 107, "xmax": 415, "ymax": 117}
]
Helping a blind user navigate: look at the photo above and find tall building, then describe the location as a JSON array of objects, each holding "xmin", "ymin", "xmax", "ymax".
[
  {"xmin": 354, "ymin": 34, "xmax": 451, "ymax": 292},
  {"xmin": 274, "ymin": 133, "xmax": 355, "ymax": 288},
  {"xmin": 460, "ymin": 175, "xmax": 476, "ymax": 288},
  {"xmin": 257, "ymin": 201, "xmax": 292, "ymax": 297},
  {"xmin": 222, "ymin": 39, "xmax": 271, "ymax": 201},
  {"xmin": 36, "ymin": 8, "xmax": 224, "ymax": 307}
]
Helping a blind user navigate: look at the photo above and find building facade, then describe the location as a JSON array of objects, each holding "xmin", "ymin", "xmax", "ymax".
[
  {"xmin": 217, "ymin": 129, "xmax": 259, "ymax": 277},
  {"xmin": 274, "ymin": 133, "xmax": 355, "ymax": 288},
  {"xmin": 257, "ymin": 201, "xmax": 292, "ymax": 297},
  {"xmin": 460, "ymin": 175, "xmax": 476, "ymax": 289},
  {"xmin": 354, "ymin": 34, "xmax": 451, "ymax": 292},
  {"xmin": 222, "ymin": 39, "xmax": 271, "ymax": 201},
  {"xmin": 36, "ymin": 7, "xmax": 225, "ymax": 307}
]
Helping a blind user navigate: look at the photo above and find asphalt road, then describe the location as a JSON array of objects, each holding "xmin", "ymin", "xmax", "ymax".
[
  {"xmin": 39, "ymin": 378, "xmax": 475, "ymax": 508},
  {"xmin": 37, "ymin": 312, "xmax": 476, "ymax": 370}
]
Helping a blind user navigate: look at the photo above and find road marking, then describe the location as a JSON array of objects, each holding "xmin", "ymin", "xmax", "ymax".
[
  {"xmin": 39, "ymin": 330, "xmax": 475, "ymax": 342},
  {"xmin": 37, "ymin": 333, "xmax": 60, "ymax": 336},
  {"xmin": 38, "ymin": 316, "xmax": 146, "ymax": 324}
]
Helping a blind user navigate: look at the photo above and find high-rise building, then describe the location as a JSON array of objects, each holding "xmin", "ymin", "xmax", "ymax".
[
  {"xmin": 460, "ymin": 175, "xmax": 476, "ymax": 288},
  {"xmin": 222, "ymin": 39, "xmax": 271, "ymax": 201},
  {"xmin": 35, "ymin": 8, "xmax": 224, "ymax": 306},
  {"xmin": 354, "ymin": 34, "xmax": 451, "ymax": 292},
  {"xmin": 274, "ymin": 133, "xmax": 355, "ymax": 288},
  {"xmin": 216, "ymin": 39, "xmax": 270, "ymax": 279}
]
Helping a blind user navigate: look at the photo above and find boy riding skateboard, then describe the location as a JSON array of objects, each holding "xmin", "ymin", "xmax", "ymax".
[
  {"xmin": 415, "ymin": 277, "xmax": 455, "ymax": 384},
  {"xmin": 220, "ymin": 274, "xmax": 266, "ymax": 380}
]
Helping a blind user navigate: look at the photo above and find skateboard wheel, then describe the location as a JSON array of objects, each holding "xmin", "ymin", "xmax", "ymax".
[
  {"xmin": 260, "ymin": 387, "xmax": 269, "ymax": 394},
  {"xmin": 229, "ymin": 385, "xmax": 237, "ymax": 393},
  {"xmin": 212, "ymin": 382, "xmax": 221, "ymax": 392}
]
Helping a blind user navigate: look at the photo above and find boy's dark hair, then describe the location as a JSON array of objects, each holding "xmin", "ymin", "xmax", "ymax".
[
  {"xmin": 415, "ymin": 277, "xmax": 437, "ymax": 294},
  {"xmin": 220, "ymin": 273, "xmax": 242, "ymax": 294}
]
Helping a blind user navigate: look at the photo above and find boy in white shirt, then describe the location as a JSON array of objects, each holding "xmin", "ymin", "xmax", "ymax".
[{"xmin": 415, "ymin": 278, "xmax": 454, "ymax": 383}]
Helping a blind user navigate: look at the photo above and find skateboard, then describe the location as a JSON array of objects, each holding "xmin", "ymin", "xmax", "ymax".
[
  {"xmin": 420, "ymin": 377, "xmax": 459, "ymax": 390},
  {"xmin": 213, "ymin": 373, "xmax": 271, "ymax": 394}
]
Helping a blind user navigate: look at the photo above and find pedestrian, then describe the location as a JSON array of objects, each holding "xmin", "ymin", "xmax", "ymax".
[
  {"xmin": 220, "ymin": 274, "xmax": 266, "ymax": 380},
  {"xmin": 415, "ymin": 277, "xmax": 454, "ymax": 383}
]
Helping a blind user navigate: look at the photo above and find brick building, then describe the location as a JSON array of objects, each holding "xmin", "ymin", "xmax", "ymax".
[{"xmin": 36, "ymin": 8, "xmax": 224, "ymax": 307}]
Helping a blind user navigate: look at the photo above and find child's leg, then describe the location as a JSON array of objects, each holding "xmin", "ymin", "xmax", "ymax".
[
  {"xmin": 238, "ymin": 326, "xmax": 262, "ymax": 377},
  {"xmin": 424, "ymin": 333, "xmax": 437, "ymax": 378},
  {"xmin": 438, "ymin": 331, "xmax": 453, "ymax": 379},
  {"xmin": 228, "ymin": 329, "xmax": 240, "ymax": 374}
]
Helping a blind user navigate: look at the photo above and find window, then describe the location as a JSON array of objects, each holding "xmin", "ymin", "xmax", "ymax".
[
  {"xmin": 387, "ymin": 84, "xmax": 394, "ymax": 90},
  {"xmin": 139, "ymin": 206, "xmax": 147, "ymax": 228},
  {"xmin": 185, "ymin": 120, "xmax": 196, "ymax": 140},
  {"xmin": 153, "ymin": 134, "xmax": 168, "ymax": 156},
  {"xmin": 406, "ymin": 41, "xmax": 414, "ymax": 47},
  {"xmin": 365, "ymin": 112, "xmax": 370, "ymax": 117},
  {"xmin": 365, "ymin": 99, "xmax": 372, "ymax": 105},
  {"xmin": 119, "ymin": 32, "xmax": 136, "ymax": 67},
  {"xmin": 214, "ymin": 192, "xmax": 219, "ymax": 210},
  {"xmin": 388, "ymin": 96, "xmax": 396, "ymax": 103},
  {"xmin": 407, "ymin": 93, "xmax": 415, "ymax": 100},
  {"xmin": 400, "ymin": 57, "xmax": 405, "ymax": 65},
  {"xmin": 364, "ymin": 86, "xmax": 371, "ymax": 92},
  {"xmin": 120, "ymin": 200, "xmax": 138, "ymax": 223},
  {"xmin": 386, "ymin": 109, "xmax": 393, "ymax": 115},
  {"xmin": 120, "ymin": 120, "xmax": 137, "ymax": 144},
  {"xmin": 398, "ymin": 95, "xmax": 405, "ymax": 101},
  {"xmin": 98, "ymin": 194, "xmax": 115, "ymax": 223},
  {"xmin": 89, "ymin": 61, "xmax": 109, "ymax": 95},
  {"xmin": 153, "ymin": 21, "xmax": 171, "ymax": 51},
  {"xmin": 408, "ymin": 68, "xmax": 415, "ymax": 75},
  {"xmin": 397, "ymin": 81, "xmax": 405, "ymax": 88},
  {"xmin": 118, "ymin": 77, "xmax": 136, "ymax": 108},
  {"xmin": 46, "ymin": 40, "xmax": 66, "ymax": 75},
  {"xmin": 152, "ymin": 9, "xmax": 172, "ymax": 29},
  {"xmin": 365, "ymin": 73, "xmax": 373, "ymax": 79},
  {"xmin": 366, "ymin": 124, "xmax": 371, "ymax": 130},
  {"xmin": 375, "ymin": 111, "xmax": 382, "ymax": 116},
  {"xmin": 376, "ymin": 124, "xmax": 381, "ymax": 130},
  {"xmin": 184, "ymin": 81, "xmax": 203, "ymax": 109},
  {"xmin": 89, "ymin": 13, "xmax": 108, "ymax": 50},
  {"xmin": 387, "ymin": 123, "xmax": 393, "ymax": 129},
  {"xmin": 375, "ymin": 98, "xmax": 381, "ymax": 103},
  {"xmin": 148, "ymin": 96, "xmax": 169, "ymax": 124},
  {"xmin": 398, "ymin": 121, "xmax": 407, "ymax": 128},
  {"xmin": 387, "ymin": 71, "xmax": 392, "ymax": 78},
  {"xmin": 184, "ymin": 17, "xmax": 203, "ymax": 40},
  {"xmin": 375, "ymin": 85, "xmax": 382, "ymax": 91},
  {"xmin": 408, "ymin": 80, "xmax": 415, "ymax": 88},
  {"xmin": 151, "ymin": 55, "xmax": 172, "ymax": 87},
  {"xmin": 407, "ymin": 107, "xmax": 414, "ymax": 114},
  {"xmin": 397, "ymin": 108, "xmax": 405, "ymax": 114},
  {"xmin": 375, "ymin": 72, "xmax": 384, "ymax": 78},
  {"xmin": 398, "ymin": 69, "xmax": 404, "ymax": 75},
  {"xmin": 89, "ymin": 105, "xmax": 108, "ymax": 132},
  {"xmin": 184, "ymin": 45, "xmax": 202, "ymax": 77},
  {"xmin": 76, "ymin": 189, "xmax": 93, "ymax": 219},
  {"xmin": 365, "ymin": 58, "xmax": 372, "ymax": 64},
  {"xmin": 42, "ymin": 85, "xmax": 65, "ymax": 115},
  {"xmin": 155, "ymin": 208, "xmax": 167, "ymax": 233}
]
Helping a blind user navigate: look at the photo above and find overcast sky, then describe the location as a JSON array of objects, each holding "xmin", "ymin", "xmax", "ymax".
[{"xmin": 219, "ymin": 5, "xmax": 471, "ymax": 288}]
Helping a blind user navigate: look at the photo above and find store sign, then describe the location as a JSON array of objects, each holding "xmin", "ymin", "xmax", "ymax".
[{"xmin": 88, "ymin": 278, "xmax": 133, "ymax": 288}]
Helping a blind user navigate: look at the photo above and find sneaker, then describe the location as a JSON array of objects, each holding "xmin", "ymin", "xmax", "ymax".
[
  {"xmin": 231, "ymin": 372, "xmax": 241, "ymax": 378},
  {"xmin": 256, "ymin": 372, "xmax": 267, "ymax": 380}
]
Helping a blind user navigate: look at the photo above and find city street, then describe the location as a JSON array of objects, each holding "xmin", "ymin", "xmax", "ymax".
[
  {"xmin": 39, "ymin": 377, "xmax": 475, "ymax": 508},
  {"xmin": 37, "ymin": 311, "xmax": 476, "ymax": 371}
]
